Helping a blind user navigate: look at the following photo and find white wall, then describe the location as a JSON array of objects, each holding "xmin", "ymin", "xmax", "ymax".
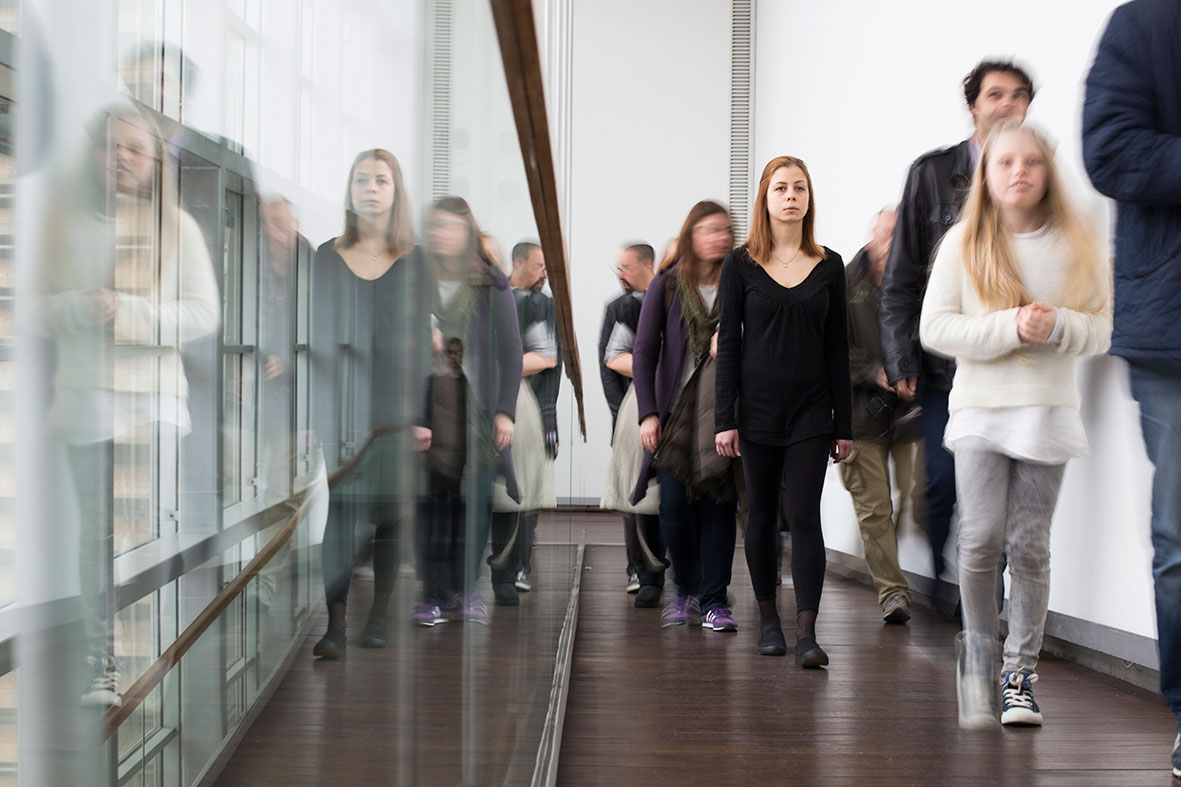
[
  {"xmin": 755, "ymin": 0, "xmax": 1157, "ymax": 640},
  {"xmin": 447, "ymin": 1, "xmax": 539, "ymax": 267},
  {"xmin": 554, "ymin": 0, "xmax": 733, "ymax": 504}
]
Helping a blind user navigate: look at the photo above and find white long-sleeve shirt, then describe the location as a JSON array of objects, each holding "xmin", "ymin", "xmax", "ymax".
[{"xmin": 919, "ymin": 222, "xmax": 1111, "ymax": 414}]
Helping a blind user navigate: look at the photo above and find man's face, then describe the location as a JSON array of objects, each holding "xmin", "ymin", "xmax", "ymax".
[
  {"xmin": 614, "ymin": 249, "xmax": 652, "ymax": 293},
  {"xmin": 970, "ymin": 71, "xmax": 1032, "ymax": 139},
  {"xmin": 445, "ymin": 341, "xmax": 464, "ymax": 373},
  {"xmin": 517, "ymin": 247, "xmax": 546, "ymax": 290}
]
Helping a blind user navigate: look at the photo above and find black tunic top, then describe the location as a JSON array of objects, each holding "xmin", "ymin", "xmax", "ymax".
[
  {"xmin": 714, "ymin": 246, "xmax": 853, "ymax": 445},
  {"xmin": 309, "ymin": 241, "xmax": 432, "ymax": 473}
]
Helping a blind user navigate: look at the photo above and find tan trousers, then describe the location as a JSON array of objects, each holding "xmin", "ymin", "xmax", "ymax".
[{"xmin": 839, "ymin": 438, "xmax": 925, "ymax": 605}]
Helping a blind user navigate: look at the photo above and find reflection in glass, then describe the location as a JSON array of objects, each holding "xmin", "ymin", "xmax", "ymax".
[
  {"xmin": 38, "ymin": 104, "xmax": 218, "ymax": 706},
  {"xmin": 309, "ymin": 148, "xmax": 429, "ymax": 657}
]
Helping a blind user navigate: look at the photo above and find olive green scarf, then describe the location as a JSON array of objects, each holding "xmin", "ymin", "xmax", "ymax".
[{"xmin": 676, "ymin": 268, "xmax": 720, "ymax": 365}]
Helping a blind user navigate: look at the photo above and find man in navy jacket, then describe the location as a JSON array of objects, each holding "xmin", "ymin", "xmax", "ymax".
[{"xmin": 1083, "ymin": 0, "xmax": 1181, "ymax": 776}]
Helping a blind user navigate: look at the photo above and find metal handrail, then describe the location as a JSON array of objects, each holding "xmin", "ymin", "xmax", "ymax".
[{"xmin": 101, "ymin": 424, "xmax": 404, "ymax": 738}]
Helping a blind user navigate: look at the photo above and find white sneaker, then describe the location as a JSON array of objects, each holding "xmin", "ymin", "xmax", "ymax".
[
  {"xmin": 626, "ymin": 572, "xmax": 641, "ymax": 593},
  {"xmin": 81, "ymin": 655, "xmax": 122, "ymax": 708},
  {"xmin": 515, "ymin": 570, "xmax": 532, "ymax": 592}
]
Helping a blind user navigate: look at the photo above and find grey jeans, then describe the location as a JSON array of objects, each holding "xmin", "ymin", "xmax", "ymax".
[{"xmin": 955, "ymin": 444, "xmax": 1065, "ymax": 674}]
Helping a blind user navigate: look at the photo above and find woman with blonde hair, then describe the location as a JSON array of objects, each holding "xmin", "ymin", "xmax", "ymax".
[
  {"xmin": 714, "ymin": 156, "xmax": 852, "ymax": 664},
  {"xmin": 40, "ymin": 103, "xmax": 219, "ymax": 704},
  {"xmin": 920, "ymin": 122, "xmax": 1111, "ymax": 727}
]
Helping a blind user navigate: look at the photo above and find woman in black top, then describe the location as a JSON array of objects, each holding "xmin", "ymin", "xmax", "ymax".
[
  {"xmin": 310, "ymin": 149, "xmax": 431, "ymax": 659},
  {"xmin": 715, "ymin": 156, "xmax": 853, "ymax": 664}
]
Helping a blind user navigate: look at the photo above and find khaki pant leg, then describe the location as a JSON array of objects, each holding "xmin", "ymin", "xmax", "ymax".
[
  {"xmin": 839, "ymin": 440, "xmax": 909, "ymax": 604},
  {"xmin": 892, "ymin": 438, "xmax": 927, "ymax": 532}
]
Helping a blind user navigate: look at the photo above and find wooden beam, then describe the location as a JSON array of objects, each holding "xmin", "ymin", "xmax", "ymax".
[{"xmin": 489, "ymin": 0, "xmax": 586, "ymax": 438}]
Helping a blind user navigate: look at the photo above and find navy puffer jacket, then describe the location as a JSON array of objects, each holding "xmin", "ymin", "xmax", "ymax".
[{"xmin": 1082, "ymin": 0, "xmax": 1181, "ymax": 361}]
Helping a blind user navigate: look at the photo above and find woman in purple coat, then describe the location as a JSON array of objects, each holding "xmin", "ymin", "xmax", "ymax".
[
  {"xmin": 633, "ymin": 200, "xmax": 738, "ymax": 632},
  {"xmin": 415, "ymin": 196, "xmax": 523, "ymax": 626}
]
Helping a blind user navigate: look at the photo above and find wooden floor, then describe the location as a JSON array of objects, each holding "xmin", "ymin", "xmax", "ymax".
[
  {"xmin": 216, "ymin": 512, "xmax": 1177, "ymax": 785},
  {"xmin": 558, "ymin": 515, "xmax": 1176, "ymax": 786},
  {"xmin": 214, "ymin": 541, "xmax": 576, "ymax": 786}
]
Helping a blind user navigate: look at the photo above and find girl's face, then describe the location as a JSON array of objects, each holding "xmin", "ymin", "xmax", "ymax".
[
  {"xmin": 350, "ymin": 158, "xmax": 396, "ymax": 219},
  {"xmin": 99, "ymin": 119, "xmax": 157, "ymax": 195},
  {"xmin": 427, "ymin": 209, "xmax": 471, "ymax": 259},
  {"xmin": 766, "ymin": 165, "xmax": 810, "ymax": 225},
  {"xmin": 690, "ymin": 213, "xmax": 733, "ymax": 263},
  {"xmin": 985, "ymin": 130, "xmax": 1048, "ymax": 215}
]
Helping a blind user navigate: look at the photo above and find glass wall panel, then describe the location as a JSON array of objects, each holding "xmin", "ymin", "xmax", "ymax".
[{"xmin": 5, "ymin": 0, "xmax": 581, "ymax": 783}]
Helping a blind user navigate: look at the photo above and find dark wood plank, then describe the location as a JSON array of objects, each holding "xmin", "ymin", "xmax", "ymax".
[
  {"xmin": 557, "ymin": 534, "xmax": 1175, "ymax": 786},
  {"xmin": 214, "ymin": 513, "xmax": 1176, "ymax": 785},
  {"xmin": 214, "ymin": 543, "xmax": 575, "ymax": 786}
]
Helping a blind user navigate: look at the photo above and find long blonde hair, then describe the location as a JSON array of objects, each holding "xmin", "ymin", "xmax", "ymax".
[
  {"xmin": 46, "ymin": 103, "xmax": 179, "ymax": 293},
  {"xmin": 959, "ymin": 123, "xmax": 1106, "ymax": 313}
]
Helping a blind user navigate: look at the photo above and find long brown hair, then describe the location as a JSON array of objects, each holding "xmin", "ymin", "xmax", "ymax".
[
  {"xmin": 959, "ymin": 123, "xmax": 1105, "ymax": 313},
  {"xmin": 429, "ymin": 195, "xmax": 484, "ymax": 257},
  {"xmin": 660, "ymin": 200, "xmax": 732, "ymax": 289},
  {"xmin": 745, "ymin": 155, "xmax": 824, "ymax": 265},
  {"xmin": 335, "ymin": 148, "xmax": 414, "ymax": 259}
]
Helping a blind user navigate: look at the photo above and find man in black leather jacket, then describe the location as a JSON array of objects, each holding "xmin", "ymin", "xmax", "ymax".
[{"xmin": 879, "ymin": 59, "xmax": 1035, "ymax": 585}]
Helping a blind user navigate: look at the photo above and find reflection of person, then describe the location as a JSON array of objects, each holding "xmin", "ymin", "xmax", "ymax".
[
  {"xmin": 715, "ymin": 157, "xmax": 852, "ymax": 665},
  {"xmin": 599, "ymin": 243, "xmax": 664, "ymax": 606},
  {"xmin": 633, "ymin": 201, "xmax": 738, "ymax": 633},
  {"xmin": 489, "ymin": 242, "xmax": 559, "ymax": 604},
  {"xmin": 921, "ymin": 124, "xmax": 1110, "ymax": 729},
  {"xmin": 1082, "ymin": 1, "xmax": 1181, "ymax": 771},
  {"xmin": 880, "ymin": 60, "xmax": 1035, "ymax": 591},
  {"xmin": 309, "ymin": 149, "xmax": 430, "ymax": 659},
  {"xmin": 838, "ymin": 208, "xmax": 924, "ymax": 625},
  {"xmin": 258, "ymin": 197, "xmax": 302, "ymax": 504},
  {"xmin": 422, "ymin": 197, "xmax": 522, "ymax": 625},
  {"xmin": 415, "ymin": 337, "xmax": 471, "ymax": 626},
  {"xmin": 40, "ymin": 103, "xmax": 219, "ymax": 705}
]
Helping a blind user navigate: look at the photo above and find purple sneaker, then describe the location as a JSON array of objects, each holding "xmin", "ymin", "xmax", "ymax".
[
  {"xmin": 661, "ymin": 595, "xmax": 699, "ymax": 628},
  {"xmin": 701, "ymin": 607, "xmax": 738, "ymax": 632},
  {"xmin": 458, "ymin": 594, "xmax": 489, "ymax": 625},
  {"xmin": 412, "ymin": 603, "xmax": 446, "ymax": 627}
]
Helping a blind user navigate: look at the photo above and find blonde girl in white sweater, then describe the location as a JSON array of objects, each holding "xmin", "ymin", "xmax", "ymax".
[{"xmin": 920, "ymin": 123, "xmax": 1111, "ymax": 729}]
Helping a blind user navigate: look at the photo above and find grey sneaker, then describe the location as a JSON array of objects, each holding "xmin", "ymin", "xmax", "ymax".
[
  {"xmin": 626, "ymin": 572, "xmax": 641, "ymax": 593},
  {"xmin": 882, "ymin": 593, "xmax": 911, "ymax": 624},
  {"xmin": 81, "ymin": 655, "xmax": 122, "ymax": 708},
  {"xmin": 515, "ymin": 570, "xmax": 532, "ymax": 592},
  {"xmin": 955, "ymin": 632, "xmax": 998, "ymax": 729}
]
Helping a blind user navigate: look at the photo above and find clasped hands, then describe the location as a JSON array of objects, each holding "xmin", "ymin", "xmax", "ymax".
[{"xmin": 1017, "ymin": 301, "xmax": 1056, "ymax": 345}]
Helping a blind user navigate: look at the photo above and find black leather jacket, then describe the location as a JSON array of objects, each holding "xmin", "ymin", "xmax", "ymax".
[{"xmin": 879, "ymin": 139, "xmax": 974, "ymax": 391}]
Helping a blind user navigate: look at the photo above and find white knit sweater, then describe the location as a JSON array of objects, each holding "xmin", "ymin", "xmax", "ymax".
[{"xmin": 919, "ymin": 223, "xmax": 1111, "ymax": 412}]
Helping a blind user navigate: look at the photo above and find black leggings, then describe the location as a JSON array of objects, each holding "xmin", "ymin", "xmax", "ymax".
[
  {"xmin": 740, "ymin": 435, "xmax": 831, "ymax": 608},
  {"xmin": 323, "ymin": 498, "xmax": 400, "ymax": 606}
]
